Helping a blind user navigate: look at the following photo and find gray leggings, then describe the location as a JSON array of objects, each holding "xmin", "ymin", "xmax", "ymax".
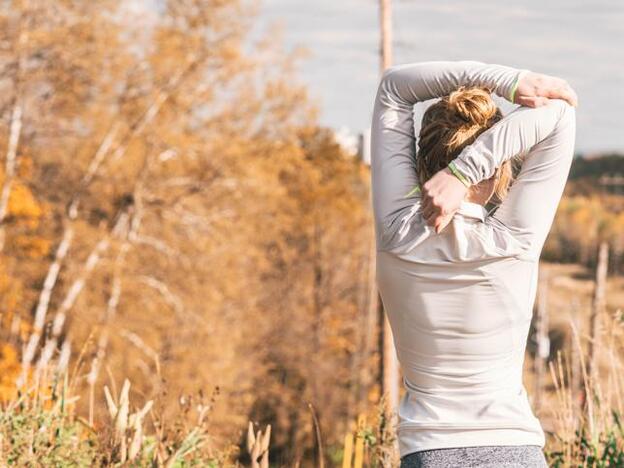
[{"xmin": 400, "ymin": 445, "xmax": 548, "ymax": 468}]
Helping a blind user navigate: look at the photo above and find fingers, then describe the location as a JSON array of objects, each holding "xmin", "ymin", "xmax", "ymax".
[
  {"xmin": 423, "ymin": 205, "xmax": 444, "ymax": 232},
  {"xmin": 422, "ymin": 209, "xmax": 434, "ymax": 226},
  {"xmin": 434, "ymin": 217, "xmax": 443, "ymax": 233},
  {"xmin": 420, "ymin": 166, "xmax": 468, "ymax": 231},
  {"xmin": 557, "ymin": 84, "xmax": 578, "ymax": 107},
  {"xmin": 520, "ymin": 90, "xmax": 577, "ymax": 108},
  {"xmin": 516, "ymin": 72, "xmax": 579, "ymax": 108},
  {"xmin": 421, "ymin": 182, "xmax": 436, "ymax": 223},
  {"xmin": 517, "ymin": 95, "xmax": 551, "ymax": 108},
  {"xmin": 422, "ymin": 194, "xmax": 450, "ymax": 229},
  {"xmin": 434, "ymin": 213, "xmax": 453, "ymax": 234},
  {"xmin": 421, "ymin": 198, "xmax": 437, "ymax": 226},
  {"xmin": 422, "ymin": 192, "xmax": 458, "ymax": 233},
  {"xmin": 544, "ymin": 80, "xmax": 578, "ymax": 107}
]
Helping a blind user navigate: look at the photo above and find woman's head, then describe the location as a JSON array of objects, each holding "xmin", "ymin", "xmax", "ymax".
[{"xmin": 416, "ymin": 86, "xmax": 513, "ymax": 204}]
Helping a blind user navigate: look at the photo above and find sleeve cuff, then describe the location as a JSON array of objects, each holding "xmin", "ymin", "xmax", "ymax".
[
  {"xmin": 507, "ymin": 69, "xmax": 531, "ymax": 103},
  {"xmin": 448, "ymin": 149, "xmax": 484, "ymax": 186},
  {"xmin": 447, "ymin": 161, "xmax": 472, "ymax": 187}
]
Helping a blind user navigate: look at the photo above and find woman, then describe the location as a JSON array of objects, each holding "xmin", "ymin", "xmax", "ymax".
[{"xmin": 370, "ymin": 61, "xmax": 577, "ymax": 467}]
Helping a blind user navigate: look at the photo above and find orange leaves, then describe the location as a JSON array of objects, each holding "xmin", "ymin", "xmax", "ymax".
[
  {"xmin": 7, "ymin": 182, "xmax": 44, "ymax": 225},
  {"xmin": 0, "ymin": 343, "xmax": 20, "ymax": 402},
  {"xmin": 0, "ymin": 263, "xmax": 24, "ymax": 342},
  {"xmin": 0, "ymin": 156, "xmax": 46, "ymax": 228},
  {"xmin": 0, "ymin": 156, "xmax": 48, "ymax": 258},
  {"xmin": 545, "ymin": 194, "xmax": 624, "ymax": 265},
  {"xmin": 0, "ymin": 2, "xmax": 371, "ymax": 462},
  {"xmin": 11, "ymin": 236, "xmax": 51, "ymax": 258}
]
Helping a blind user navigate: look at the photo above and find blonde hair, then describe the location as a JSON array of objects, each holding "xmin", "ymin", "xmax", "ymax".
[{"xmin": 416, "ymin": 86, "xmax": 514, "ymax": 203}]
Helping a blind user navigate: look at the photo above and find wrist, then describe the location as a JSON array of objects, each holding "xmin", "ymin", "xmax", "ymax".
[
  {"xmin": 509, "ymin": 69, "xmax": 530, "ymax": 103},
  {"xmin": 447, "ymin": 160, "xmax": 471, "ymax": 188}
]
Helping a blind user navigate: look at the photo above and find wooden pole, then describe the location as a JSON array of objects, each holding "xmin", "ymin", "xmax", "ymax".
[
  {"xmin": 569, "ymin": 297, "xmax": 582, "ymax": 409},
  {"xmin": 587, "ymin": 241, "xmax": 609, "ymax": 382},
  {"xmin": 380, "ymin": 0, "xmax": 393, "ymax": 73},
  {"xmin": 378, "ymin": 0, "xmax": 400, "ymax": 415},
  {"xmin": 579, "ymin": 241, "xmax": 609, "ymax": 440}
]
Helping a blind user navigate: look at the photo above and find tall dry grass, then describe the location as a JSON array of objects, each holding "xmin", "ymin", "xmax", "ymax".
[
  {"xmin": 1, "ymin": 263, "xmax": 623, "ymax": 467},
  {"xmin": 544, "ymin": 307, "xmax": 624, "ymax": 467},
  {"xmin": 0, "ymin": 342, "xmax": 239, "ymax": 467}
]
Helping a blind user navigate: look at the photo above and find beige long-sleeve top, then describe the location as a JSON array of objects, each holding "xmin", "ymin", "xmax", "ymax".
[{"xmin": 370, "ymin": 61, "xmax": 576, "ymax": 457}]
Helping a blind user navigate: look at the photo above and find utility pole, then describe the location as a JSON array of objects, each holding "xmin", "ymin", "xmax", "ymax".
[
  {"xmin": 380, "ymin": 0, "xmax": 393, "ymax": 72},
  {"xmin": 378, "ymin": 0, "xmax": 400, "ymax": 415}
]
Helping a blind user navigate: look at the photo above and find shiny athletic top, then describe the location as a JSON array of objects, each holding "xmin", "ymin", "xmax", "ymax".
[{"xmin": 370, "ymin": 61, "xmax": 576, "ymax": 457}]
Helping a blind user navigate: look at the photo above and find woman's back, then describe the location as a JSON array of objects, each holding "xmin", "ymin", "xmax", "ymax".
[
  {"xmin": 370, "ymin": 61, "xmax": 576, "ymax": 458},
  {"xmin": 377, "ymin": 228, "xmax": 543, "ymax": 454}
]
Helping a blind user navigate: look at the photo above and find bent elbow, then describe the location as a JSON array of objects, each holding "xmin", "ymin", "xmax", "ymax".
[
  {"xmin": 378, "ymin": 65, "xmax": 406, "ymax": 95},
  {"xmin": 374, "ymin": 67, "xmax": 400, "ymax": 108},
  {"xmin": 380, "ymin": 65, "xmax": 400, "ymax": 83},
  {"xmin": 546, "ymin": 99, "xmax": 577, "ymax": 152},
  {"xmin": 550, "ymin": 98, "xmax": 576, "ymax": 125}
]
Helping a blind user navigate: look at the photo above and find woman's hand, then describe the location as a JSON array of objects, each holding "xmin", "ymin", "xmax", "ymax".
[
  {"xmin": 421, "ymin": 167, "xmax": 469, "ymax": 233},
  {"xmin": 514, "ymin": 72, "xmax": 578, "ymax": 108}
]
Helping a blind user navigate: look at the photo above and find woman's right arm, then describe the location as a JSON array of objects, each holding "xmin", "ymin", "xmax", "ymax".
[
  {"xmin": 452, "ymin": 99, "xmax": 577, "ymax": 259},
  {"xmin": 420, "ymin": 72, "xmax": 577, "ymax": 234}
]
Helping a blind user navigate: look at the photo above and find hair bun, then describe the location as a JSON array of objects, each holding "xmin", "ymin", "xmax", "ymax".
[
  {"xmin": 446, "ymin": 86, "xmax": 498, "ymax": 126},
  {"xmin": 417, "ymin": 85, "xmax": 509, "ymax": 197}
]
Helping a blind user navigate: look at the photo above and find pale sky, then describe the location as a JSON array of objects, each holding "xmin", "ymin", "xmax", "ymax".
[{"xmin": 255, "ymin": 0, "xmax": 624, "ymax": 154}]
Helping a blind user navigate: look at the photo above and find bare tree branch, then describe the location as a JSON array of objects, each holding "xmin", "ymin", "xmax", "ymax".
[{"xmin": 0, "ymin": 103, "xmax": 23, "ymax": 252}]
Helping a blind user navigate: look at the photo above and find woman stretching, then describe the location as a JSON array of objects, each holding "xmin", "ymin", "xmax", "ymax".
[{"xmin": 370, "ymin": 61, "xmax": 577, "ymax": 467}]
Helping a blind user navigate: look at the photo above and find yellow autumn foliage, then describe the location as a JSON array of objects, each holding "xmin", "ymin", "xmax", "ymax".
[
  {"xmin": 11, "ymin": 236, "xmax": 52, "ymax": 258},
  {"xmin": 0, "ymin": 343, "xmax": 20, "ymax": 402},
  {"xmin": 545, "ymin": 194, "xmax": 624, "ymax": 266},
  {"xmin": 7, "ymin": 182, "xmax": 43, "ymax": 221}
]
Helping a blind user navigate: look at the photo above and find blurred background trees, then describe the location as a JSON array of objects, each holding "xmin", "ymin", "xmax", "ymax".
[
  {"xmin": 0, "ymin": 0, "xmax": 377, "ymax": 463},
  {"xmin": 0, "ymin": 0, "xmax": 622, "ymax": 466},
  {"xmin": 544, "ymin": 157, "xmax": 624, "ymax": 273}
]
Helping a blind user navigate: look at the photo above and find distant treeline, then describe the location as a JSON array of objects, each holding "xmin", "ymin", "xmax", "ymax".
[
  {"xmin": 538, "ymin": 153, "xmax": 624, "ymax": 273},
  {"xmin": 565, "ymin": 153, "xmax": 624, "ymax": 196},
  {"xmin": 570, "ymin": 153, "xmax": 624, "ymax": 179}
]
